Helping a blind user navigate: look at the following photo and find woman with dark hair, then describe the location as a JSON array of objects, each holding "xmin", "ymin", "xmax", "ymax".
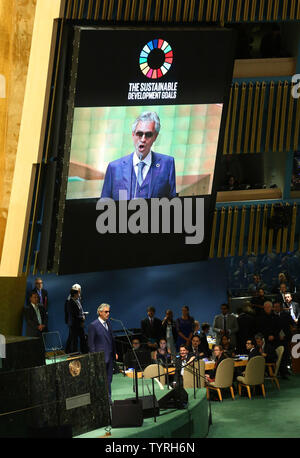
[
  {"xmin": 221, "ymin": 334, "xmax": 236, "ymax": 358},
  {"xmin": 152, "ymin": 338, "xmax": 172, "ymax": 366},
  {"xmin": 176, "ymin": 306, "xmax": 195, "ymax": 351},
  {"xmin": 205, "ymin": 345, "xmax": 227, "ymax": 383},
  {"xmin": 161, "ymin": 309, "xmax": 177, "ymax": 357}
]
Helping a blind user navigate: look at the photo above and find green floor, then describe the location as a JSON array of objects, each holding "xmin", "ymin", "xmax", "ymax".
[
  {"xmin": 76, "ymin": 373, "xmax": 209, "ymax": 438},
  {"xmin": 207, "ymin": 373, "xmax": 300, "ymax": 438}
]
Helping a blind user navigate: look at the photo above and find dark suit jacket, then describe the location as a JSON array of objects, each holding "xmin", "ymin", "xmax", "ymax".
[
  {"xmin": 101, "ymin": 151, "xmax": 176, "ymax": 200},
  {"xmin": 255, "ymin": 312, "xmax": 280, "ymax": 345},
  {"xmin": 198, "ymin": 332, "xmax": 212, "ymax": 358},
  {"xmin": 288, "ymin": 301, "xmax": 300, "ymax": 322},
  {"xmin": 174, "ymin": 353, "xmax": 194, "ymax": 385},
  {"xmin": 24, "ymin": 304, "xmax": 47, "ymax": 337},
  {"xmin": 262, "ymin": 342, "xmax": 278, "ymax": 364},
  {"xmin": 88, "ymin": 319, "xmax": 116, "ymax": 364},
  {"xmin": 237, "ymin": 313, "xmax": 256, "ymax": 352},
  {"xmin": 65, "ymin": 298, "xmax": 84, "ymax": 327},
  {"xmin": 141, "ymin": 317, "xmax": 163, "ymax": 344},
  {"xmin": 32, "ymin": 288, "xmax": 48, "ymax": 310},
  {"xmin": 274, "ymin": 311, "xmax": 294, "ymax": 341},
  {"xmin": 247, "ymin": 346, "xmax": 260, "ymax": 360}
]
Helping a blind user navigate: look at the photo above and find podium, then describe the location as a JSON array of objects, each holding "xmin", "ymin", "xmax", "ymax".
[
  {"xmin": 0, "ymin": 351, "xmax": 110, "ymax": 437},
  {"xmin": 0, "ymin": 336, "xmax": 45, "ymax": 371}
]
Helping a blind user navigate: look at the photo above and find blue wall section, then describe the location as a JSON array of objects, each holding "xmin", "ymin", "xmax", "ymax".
[{"xmin": 26, "ymin": 259, "xmax": 227, "ymax": 347}]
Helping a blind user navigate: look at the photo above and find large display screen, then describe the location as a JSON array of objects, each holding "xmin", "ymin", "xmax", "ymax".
[
  {"xmin": 67, "ymin": 103, "xmax": 223, "ymax": 200},
  {"xmin": 46, "ymin": 26, "xmax": 235, "ymax": 274}
]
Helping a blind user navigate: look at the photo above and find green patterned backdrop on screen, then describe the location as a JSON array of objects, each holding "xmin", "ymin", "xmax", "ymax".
[{"xmin": 67, "ymin": 104, "xmax": 223, "ymax": 199}]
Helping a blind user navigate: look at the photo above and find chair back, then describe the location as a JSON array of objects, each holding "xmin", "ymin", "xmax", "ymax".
[
  {"xmin": 143, "ymin": 364, "xmax": 166, "ymax": 385},
  {"xmin": 243, "ymin": 356, "xmax": 265, "ymax": 385},
  {"xmin": 183, "ymin": 359, "xmax": 206, "ymax": 389},
  {"xmin": 214, "ymin": 358, "xmax": 235, "ymax": 388},
  {"xmin": 274, "ymin": 346, "xmax": 284, "ymax": 377}
]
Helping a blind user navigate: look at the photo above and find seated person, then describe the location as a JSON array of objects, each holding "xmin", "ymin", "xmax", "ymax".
[
  {"xmin": 223, "ymin": 174, "xmax": 240, "ymax": 191},
  {"xmin": 123, "ymin": 337, "xmax": 151, "ymax": 370},
  {"xmin": 205, "ymin": 345, "xmax": 227, "ymax": 383},
  {"xmin": 221, "ymin": 334, "xmax": 236, "ymax": 358},
  {"xmin": 189, "ymin": 335, "xmax": 205, "ymax": 359},
  {"xmin": 254, "ymin": 333, "xmax": 278, "ymax": 364},
  {"xmin": 246, "ymin": 338, "xmax": 260, "ymax": 361},
  {"xmin": 248, "ymin": 274, "xmax": 267, "ymax": 295},
  {"xmin": 152, "ymin": 338, "xmax": 172, "ymax": 366},
  {"xmin": 174, "ymin": 344, "xmax": 195, "ymax": 388},
  {"xmin": 198, "ymin": 322, "xmax": 212, "ymax": 358},
  {"xmin": 238, "ymin": 338, "xmax": 260, "ymax": 377}
]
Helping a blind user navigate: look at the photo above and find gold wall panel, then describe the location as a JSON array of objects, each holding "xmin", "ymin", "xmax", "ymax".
[
  {"xmin": 0, "ymin": 275, "xmax": 27, "ymax": 336},
  {"xmin": 0, "ymin": 0, "xmax": 37, "ymax": 262},
  {"xmin": 210, "ymin": 203, "xmax": 298, "ymax": 258}
]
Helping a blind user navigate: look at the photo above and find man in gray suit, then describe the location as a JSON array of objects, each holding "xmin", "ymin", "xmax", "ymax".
[{"xmin": 213, "ymin": 303, "xmax": 239, "ymax": 348}]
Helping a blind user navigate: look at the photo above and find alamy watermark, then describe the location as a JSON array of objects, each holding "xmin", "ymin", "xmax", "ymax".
[
  {"xmin": 96, "ymin": 191, "xmax": 204, "ymax": 244},
  {"xmin": 0, "ymin": 334, "xmax": 6, "ymax": 359},
  {"xmin": 291, "ymin": 334, "xmax": 300, "ymax": 359},
  {"xmin": 291, "ymin": 74, "xmax": 300, "ymax": 99}
]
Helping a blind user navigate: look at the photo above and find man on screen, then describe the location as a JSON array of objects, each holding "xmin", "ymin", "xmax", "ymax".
[{"xmin": 101, "ymin": 111, "xmax": 176, "ymax": 200}]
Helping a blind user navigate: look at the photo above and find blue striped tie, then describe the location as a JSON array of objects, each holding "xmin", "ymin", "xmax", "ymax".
[{"xmin": 137, "ymin": 161, "xmax": 146, "ymax": 186}]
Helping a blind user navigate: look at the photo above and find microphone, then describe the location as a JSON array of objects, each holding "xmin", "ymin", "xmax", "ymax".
[{"xmin": 110, "ymin": 317, "xmax": 121, "ymax": 322}]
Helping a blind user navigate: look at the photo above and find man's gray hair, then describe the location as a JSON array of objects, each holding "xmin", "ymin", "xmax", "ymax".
[
  {"xmin": 132, "ymin": 111, "xmax": 161, "ymax": 134},
  {"xmin": 263, "ymin": 300, "xmax": 273, "ymax": 307},
  {"xmin": 97, "ymin": 303, "xmax": 110, "ymax": 314}
]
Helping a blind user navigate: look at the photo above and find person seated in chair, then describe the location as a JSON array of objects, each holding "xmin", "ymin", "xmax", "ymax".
[
  {"xmin": 189, "ymin": 334, "xmax": 205, "ymax": 359},
  {"xmin": 221, "ymin": 334, "xmax": 236, "ymax": 358},
  {"xmin": 237, "ymin": 338, "xmax": 260, "ymax": 378},
  {"xmin": 173, "ymin": 345, "xmax": 195, "ymax": 388},
  {"xmin": 199, "ymin": 322, "xmax": 212, "ymax": 358},
  {"xmin": 123, "ymin": 337, "xmax": 151, "ymax": 370},
  {"xmin": 205, "ymin": 345, "xmax": 227, "ymax": 383},
  {"xmin": 152, "ymin": 338, "xmax": 172, "ymax": 366},
  {"xmin": 246, "ymin": 338, "xmax": 260, "ymax": 361},
  {"xmin": 255, "ymin": 333, "xmax": 278, "ymax": 364}
]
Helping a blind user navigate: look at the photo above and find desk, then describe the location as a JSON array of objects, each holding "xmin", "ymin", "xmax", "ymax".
[{"xmin": 205, "ymin": 358, "xmax": 248, "ymax": 371}]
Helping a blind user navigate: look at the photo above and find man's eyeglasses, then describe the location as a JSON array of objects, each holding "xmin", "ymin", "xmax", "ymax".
[{"xmin": 135, "ymin": 131, "xmax": 154, "ymax": 139}]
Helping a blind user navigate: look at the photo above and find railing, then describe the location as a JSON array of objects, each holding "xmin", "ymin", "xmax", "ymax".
[
  {"xmin": 62, "ymin": 0, "xmax": 300, "ymax": 23},
  {"xmin": 209, "ymin": 201, "xmax": 299, "ymax": 258}
]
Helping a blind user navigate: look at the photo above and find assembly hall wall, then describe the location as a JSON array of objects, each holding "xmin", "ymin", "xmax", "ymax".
[{"xmin": 24, "ymin": 258, "xmax": 227, "ymax": 347}]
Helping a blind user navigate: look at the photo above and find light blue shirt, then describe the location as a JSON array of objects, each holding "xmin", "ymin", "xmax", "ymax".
[{"xmin": 133, "ymin": 151, "xmax": 152, "ymax": 181}]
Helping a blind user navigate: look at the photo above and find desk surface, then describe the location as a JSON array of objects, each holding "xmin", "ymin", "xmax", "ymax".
[{"xmin": 124, "ymin": 358, "xmax": 249, "ymax": 377}]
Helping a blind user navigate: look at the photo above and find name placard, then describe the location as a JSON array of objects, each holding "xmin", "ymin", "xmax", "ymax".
[{"xmin": 66, "ymin": 393, "xmax": 91, "ymax": 410}]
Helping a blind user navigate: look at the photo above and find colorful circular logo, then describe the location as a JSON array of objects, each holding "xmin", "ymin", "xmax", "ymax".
[{"xmin": 139, "ymin": 39, "xmax": 173, "ymax": 79}]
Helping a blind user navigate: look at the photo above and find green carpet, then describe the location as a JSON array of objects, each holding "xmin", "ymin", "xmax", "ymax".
[
  {"xmin": 207, "ymin": 373, "xmax": 300, "ymax": 438},
  {"xmin": 76, "ymin": 373, "xmax": 209, "ymax": 438}
]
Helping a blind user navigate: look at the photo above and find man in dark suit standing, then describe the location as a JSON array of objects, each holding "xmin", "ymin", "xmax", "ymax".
[
  {"xmin": 88, "ymin": 303, "xmax": 118, "ymax": 398},
  {"xmin": 30, "ymin": 278, "xmax": 49, "ymax": 313},
  {"xmin": 24, "ymin": 291, "xmax": 47, "ymax": 337},
  {"xmin": 141, "ymin": 306, "xmax": 163, "ymax": 350},
  {"xmin": 101, "ymin": 111, "xmax": 176, "ymax": 201},
  {"xmin": 65, "ymin": 287, "xmax": 87, "ymax": 354}
]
